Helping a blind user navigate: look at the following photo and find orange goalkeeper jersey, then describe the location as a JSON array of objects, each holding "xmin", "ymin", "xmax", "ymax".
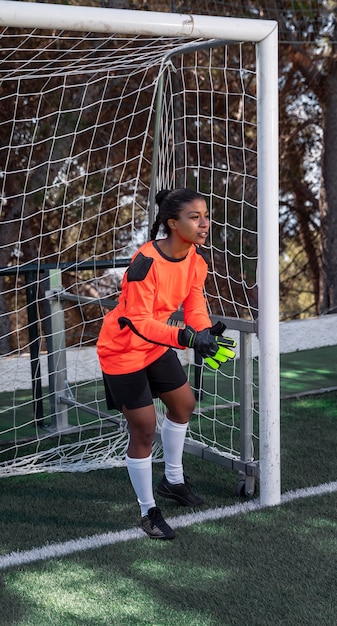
[{"xmin": 97, "ymin": 240, "xmax": 212, "ymax": 375}]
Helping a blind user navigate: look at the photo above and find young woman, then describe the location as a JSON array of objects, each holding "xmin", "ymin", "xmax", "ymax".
[{"xmin": 97, "ymin": 188, "xmax": 236, "ymax": 540}]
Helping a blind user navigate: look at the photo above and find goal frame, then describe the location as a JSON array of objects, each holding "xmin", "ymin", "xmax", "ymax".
[{"xmin": 0, "ymin": 0, "xmax": 280, "ymax": 506}]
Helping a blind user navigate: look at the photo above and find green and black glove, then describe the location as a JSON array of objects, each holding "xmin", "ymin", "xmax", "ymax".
[
  {"xmin": 178, "ymin": 321, "xmax": 236, "ymax": 370},
  {"xmin": 205, "ymin": 321, "xmax": 236, "ymax": 369}
]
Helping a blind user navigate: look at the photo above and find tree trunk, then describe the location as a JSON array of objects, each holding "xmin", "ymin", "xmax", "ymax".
[{"xmin": 319, "ymin": 55, "xmax": 337, "ymax": 314}]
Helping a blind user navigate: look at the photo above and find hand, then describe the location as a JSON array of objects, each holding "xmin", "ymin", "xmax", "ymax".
[
  {"xmin": 206, "ymin": 320, "xmax": 236, "ymax": 369},
  {"xmin": 205, "ymin": 335, "xmax": 236, "ymax": 369},
  {"xmin": 178, "ymin": 326, "xmax": 218, "ymax": 357},
  {"xmin": 209, "ymin": 320, "xmax": 227, "ymax": 336},
  {"xmin": 178, "ymin": 324, "xmax": 236, "ymax": 367}
]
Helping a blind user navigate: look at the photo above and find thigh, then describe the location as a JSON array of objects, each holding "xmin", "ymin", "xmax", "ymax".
[
  {"xmin": 122, "ymin": 404, "xmax": 157, "ymax": 457},
  {"xmin": 160, "ymin": 381, "xmax": 196, "ymax": 423},
  {"xmin": 147, "ymin": 349, "xmax": 194, "ymax": 422}
]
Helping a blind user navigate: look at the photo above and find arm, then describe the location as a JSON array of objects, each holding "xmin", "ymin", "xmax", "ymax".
[{"xmin": 182, "ymin": 251, "xmax": 212, "ymax": 331}]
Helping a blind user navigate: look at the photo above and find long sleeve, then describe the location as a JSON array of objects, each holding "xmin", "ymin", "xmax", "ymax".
[{"xmin": 182, "ymin": 255, "xmax": 211, "ymax": 331}]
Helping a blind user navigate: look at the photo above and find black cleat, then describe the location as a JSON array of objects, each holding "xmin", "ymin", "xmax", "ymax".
[
  {"xmin": 156, "ymin": 474, "xmax": 204, "ymax": 507},
  {"xmin": 141, "ymin": 506, "xmax": 175, "ymax": 540}
]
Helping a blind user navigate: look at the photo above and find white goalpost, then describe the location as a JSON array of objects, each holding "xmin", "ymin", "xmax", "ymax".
[{"xmin": 0, "ymin": 1, "xmax": 279, "ymax": 506}]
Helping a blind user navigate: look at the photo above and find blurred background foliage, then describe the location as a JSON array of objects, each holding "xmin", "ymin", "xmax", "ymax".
[{"xmin": 1, "ymin": 0, "xmax": 336, "ymax": 354}]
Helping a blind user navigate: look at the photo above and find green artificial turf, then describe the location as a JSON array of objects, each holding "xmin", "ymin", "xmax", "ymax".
[
  {"xmin": 280, "ymin": 345, "xmax": 337, "ymax": 396},
  {"xmin": 0, "ymin": 391, "xmax": 336, "ymax": 625}
]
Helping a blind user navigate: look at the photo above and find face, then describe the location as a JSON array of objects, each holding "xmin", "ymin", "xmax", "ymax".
[{"xmin": 168, "ymin": 199, "xmax": 210, "ymax": 245}]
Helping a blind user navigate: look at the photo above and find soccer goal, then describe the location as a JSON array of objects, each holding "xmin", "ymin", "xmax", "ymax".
[{"xmin": 0, "ymin": 1, "xmax": 279, "ymax": 506}]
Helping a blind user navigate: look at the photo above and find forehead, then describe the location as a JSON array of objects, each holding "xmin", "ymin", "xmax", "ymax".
[{"xmin": 180, "ymin": 198, "xmax": 208, "ymax": 213}]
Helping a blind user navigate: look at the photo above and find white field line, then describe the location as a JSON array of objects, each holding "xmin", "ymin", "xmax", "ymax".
[{"xmin": 0, "ymin": 481, "xmax": 337, "ymax": 571}]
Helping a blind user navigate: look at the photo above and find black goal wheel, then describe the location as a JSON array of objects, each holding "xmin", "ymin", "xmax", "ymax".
[{"xmin": 236, "ymin": 476, "xmax": 256, "ymax": 498}]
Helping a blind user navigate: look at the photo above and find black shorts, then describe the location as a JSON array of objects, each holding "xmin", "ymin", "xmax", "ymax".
[{"xmin": 102, "ymin": 348, "xmax": 187, "ymax": 411}]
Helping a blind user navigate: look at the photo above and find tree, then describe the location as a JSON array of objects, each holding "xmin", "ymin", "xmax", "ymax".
[
  {"xmin": 0, "ymin": 24, "xmax": 167, "ymax": 351},
  {"xmin": 101, "ymin": 0, "xmax": 337, "ymax": 317},
  {"xmin": 1, "ymin": 0, "xmax": 336, "ymax": 345},
  {"xmin": 274, "ymin": 0, "xmax": 337, "ymax": 316}
]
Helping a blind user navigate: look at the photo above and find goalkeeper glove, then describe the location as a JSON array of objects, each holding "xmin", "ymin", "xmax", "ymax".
[
  {"xmin": 178, "ymin": 323, "xmax": 236, "ymax": 369},
  {"xmin": 178, "ymin": 326, "xmax": 216, "ymax": 356},
  {"xmin": 204, "ymin": 336, "xmax": 236, "ymax": 369},
  {"xmin": 204, "ymin": 321, "xmax": 236, "ymax": 369}
]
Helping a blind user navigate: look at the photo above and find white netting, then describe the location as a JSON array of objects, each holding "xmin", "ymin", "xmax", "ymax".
[{"xmin": 0, "ymin": 21, "xmax": 259, "ymax": 476}]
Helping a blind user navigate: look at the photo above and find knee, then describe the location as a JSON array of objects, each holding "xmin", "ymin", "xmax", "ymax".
[
  {"xmin": 140, "ymin": 427, "xmax": 156, "ymax": 448},
  {"xmin": 184, "ymin": 396, "xmax": 196, "ymax": 420},
  {"xmin": 129, "ymin": 423, "xmax": 155, "ymax": 449},
  {"xmin": 168, "ymin": 396, "xmax": 195, "ymax": 424},
  {"xmin": 123, "ymin": 405, "xmax": 156, "ymax": 451}
]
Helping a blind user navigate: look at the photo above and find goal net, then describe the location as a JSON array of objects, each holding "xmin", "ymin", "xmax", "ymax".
[{"xmin": 0, "ymin": 3, "xmax": 279, "ymax": 505}]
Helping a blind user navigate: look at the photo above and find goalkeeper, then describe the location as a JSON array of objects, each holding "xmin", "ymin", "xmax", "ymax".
[{"xmin": 97, "ymin": 188, "xmax": 236, "ymax": 540}]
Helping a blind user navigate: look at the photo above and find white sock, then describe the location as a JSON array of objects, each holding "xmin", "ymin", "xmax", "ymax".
[
  {"xmin": 126, "ymin": 453, "xmax": 156, "ymax": 517},
  {"xmin": 161, "ymin": 416, "xmax": 188, "ymax": 484}
]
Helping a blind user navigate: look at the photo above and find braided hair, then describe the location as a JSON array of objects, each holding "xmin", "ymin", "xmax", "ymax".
[{"xmin": 149, "ymin": 188, "xmax": 204, "ymax": 240}]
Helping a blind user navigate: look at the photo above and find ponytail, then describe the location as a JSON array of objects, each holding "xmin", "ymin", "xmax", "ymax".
[
  {"xmin": 149, "ymin": 214, "xmax": 161, "ymax": 240},
  {"xmin": 149, "ymin": 189, "xmax": 171, "ymax": 240}
]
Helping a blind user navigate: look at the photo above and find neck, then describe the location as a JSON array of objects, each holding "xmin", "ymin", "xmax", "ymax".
[{"xmin": 156, "ymin": 238, "xmax": 192, "ymax": 259}]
